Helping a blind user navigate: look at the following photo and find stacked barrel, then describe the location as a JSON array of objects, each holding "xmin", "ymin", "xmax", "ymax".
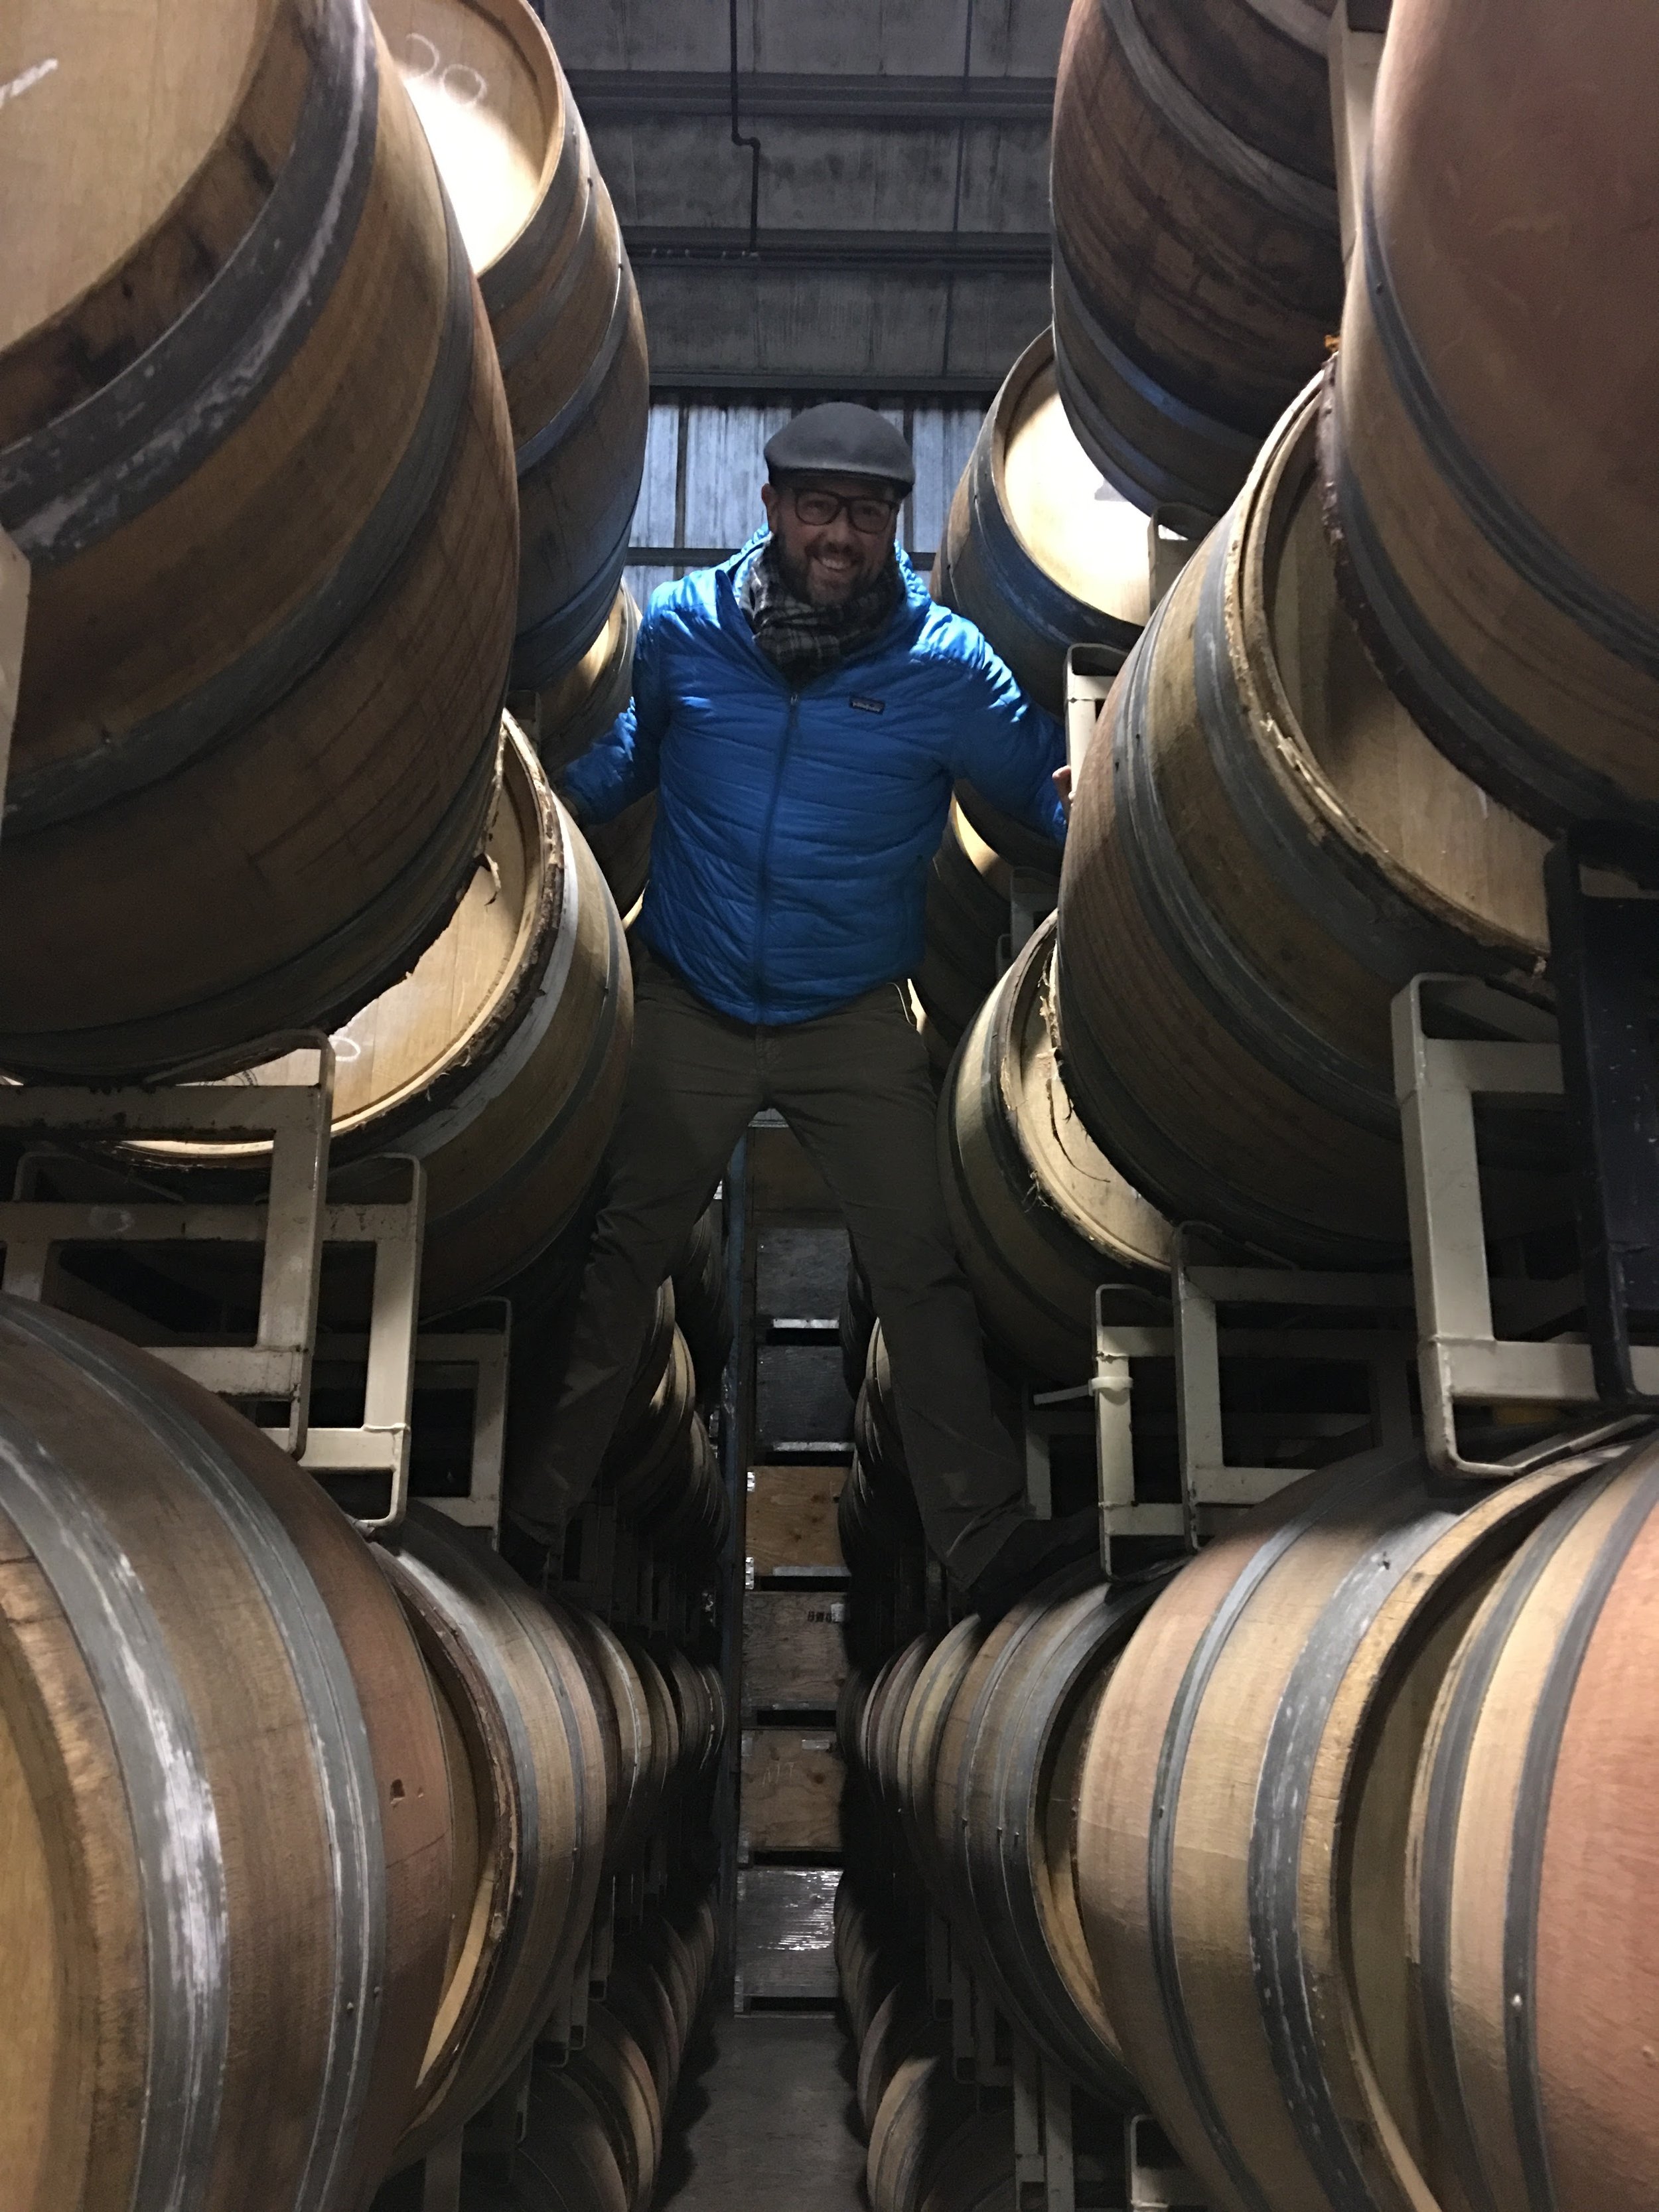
[
  {"xmin": 874, "ymin": 3, "xmax": 1659, "ymax": 2203},
  {"xmin": 835, "ymin": 1874, "xmax": 1019, "ymax": 2212},
  {"xmin": 835, "ymin": 1429, "xmax": 1659, "ymax": 2212},
  {"xmin": 0, "ymin": 0, "xmax": 651, "ymax": 1312},
  {"xmin": 374, "ymin": 0, "xmax": 649, "ymax": 698},
  {"xmin": 1049, "ymin": 0, "xmax": 1342, "ymax": 518},
  {"xmin": 0, "ymin": 0, "xmax": 520, "ymax": 1082},
  {"xmin": 1053, "ymin": 370, "xmax": 1556, "ymax": 1265},
  {"xmin": 491, "ymin": 1889, "xmax": 721, "ymax": 2212},
  {"xmin": 374, "ymin": 0, "xmax": 655, "ymax": 920},
  {"xmin": 0, "ymin": 1, "xmax": 692, "ymax": 2203},
  {"xmin": 1045, "ymin": 0, "xmax": 1659, "ymax": 1268},
  {"xmin": 499, "ymin": 1198, "xmax": 733, "ymax": 1587},
  {"xmin": 922, "ymin": 327, "xmax": 1179, "ymax": 1390},
  {"xmin": 0, "ymin": 1297, "xmax": 724, "ymax": 2212}
]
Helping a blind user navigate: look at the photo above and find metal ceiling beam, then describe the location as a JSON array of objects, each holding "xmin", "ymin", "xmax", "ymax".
[
  {"xmin": 645, "ymin": 372, "xmax": 1003, "ymax": 398},
  {"xmin": 567, "ymin": 70, "xmax": 1056, "ymax": 125},
  {"xmin": 628, "ymin": 228, "xmax": 1050, "ymax": 273}
]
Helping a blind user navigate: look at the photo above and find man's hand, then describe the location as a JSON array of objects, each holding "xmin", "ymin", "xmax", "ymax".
[{"xmin": 1052, "ymin": 765, "xmax": 1073, "ymax": 820}]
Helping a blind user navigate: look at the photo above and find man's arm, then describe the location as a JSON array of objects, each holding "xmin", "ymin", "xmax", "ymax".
[
  {"xmin": 942, "ymin": 620, "xmax": 1068, "ymax": 843},
  {"xmin": 557, "ymin": 597, "xmax": 670, "ymax": 826}
]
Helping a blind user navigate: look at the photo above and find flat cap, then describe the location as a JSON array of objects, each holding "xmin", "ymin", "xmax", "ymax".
[{"xmin": 764, "ymin": 403, "xmax": 915, "ymax": 492}]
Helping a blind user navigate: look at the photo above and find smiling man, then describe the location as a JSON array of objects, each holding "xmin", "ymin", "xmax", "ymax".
[{"xmin": 522, "ymin": 402, "xmax": 1087, "ymax": 1614}]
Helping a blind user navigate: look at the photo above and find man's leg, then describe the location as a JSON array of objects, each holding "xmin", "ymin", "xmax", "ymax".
[
  {"xmin": 508, "ymin": 954, "xmax": 761, "ymax": 1536},
  {"xmin": 765, "ymin": 985, "xmax": 1030, "ymax": 1590}
]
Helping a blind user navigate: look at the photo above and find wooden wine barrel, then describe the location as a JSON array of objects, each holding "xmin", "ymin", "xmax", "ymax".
[
  {"xmin": 534, "ymin": 583, "xmax": 640, "ymax": 776},
  {"xmin": 675, "ymin": 1884, "xmax": 719, "ymax": 1996},
  {"xmin": 674, "ymin": 1884, "xmax": 719, "ymax": 1997},
  {"xmin": 150, "ymin": 717, "xmax": 632, "ymax": 1315},
  {"xmin": 672, "ymin": 1207, "xmax": 733, "ymax": 1406},
  {"xmin": 654, "ymin": 1640, "xmax": 719, "ymax": 1791},
  {"xmin": 374, "ymin": 0, "xmax": 650, "ymax": 689},
  {"xmin": 893, "ymin": 1617, "xmax": 988, "ymax": 1894},
  {"xmin": 942, "ymin": 915, "xmax": 1170, "ymax": 1381},
  {"xmin": 869, "ymin": 2047, "xmax": 979, "ymax": 2212},
  {"xmin": 611, "ymin": 1283, "xmax": 678, "ymax": 1439},
  {"xmin": 859, "ymin": 1982, "xmax": 935, "ymax": 2137},
  {"xmin": 867, "ymin": 1633, "xmax": 936, "ymax": 1820},
  {"xmin": 933, "ymin": 329, "xmax": 1148, "ymax": 713},
  {"xmin": 836, "ymin": 1885, "xmax": 897, "ymax": 2048},
  {"xmin": 837, "ymin": 1665, "xmax": 876, "ymax": 1775},
  {"xmin": 0, "ymin": 1296, "xmax": 453, "ymax": 2212},
  {"xmin": 585, "ymin": 795, "xmax": 657, "ymax": 924},
  {"xmin": 1054, "ymin": 374, "xmax": 1555, "ymax": 1266},
  {"xmin": 853, "ymin": 1325, "xmax": 912, "ymax": 1504},
  {"xmin": 622, "ymin": 1636, "xmax": 682, "ymax": 1824},
  {"xmin": 1050, "ymin": 0, "xmax": 1341, "ymax": 516},
  {"xmin": 532, "ymin": 580, "xmax": 651, "ymax": 912},
  {"xmin": 838, "ymin": 1453, "xmax": 924, "ymax": 1582},
  {"xmin": 930, "ymin": 1571, "xmax": 1155, "ymax": 2102},
  {"xmin": 1071, "ymin": 1443, "xmax": 1607, "ymax": 2212},
  {"xmin": 912, "ymin": 804, "xmax": 1013, "ymax": 1065},
  {"xmin": 916, "ymin": 2110, "xmax": 1017, "ymax": 2212},
  {"xmin": 608, "ymin": 1327, "xmax": 696, "ymax": 1525},
  {"xmin": 954, "ymin": 780, "xmax": 1062, "ymax": 878},
  {"xmin": 841, "ymin": 1251, "xmax": 879, "ymax": 1396},
  {"xmin": 1407, "ymin": 1438, "xmax": 1659, "ymax": 2212},
  {"xmin": 644, "ymin": 1414, "xmax": 730, "ymax": 1563},
  {"xmin": 0, "ymin": 2, "xmax": 516, "ymax": 1082},
  {"xmin": 605, "ymin": 1946, "xmax": 682, "ymax": 2115},
  {"xmin": 652, "ymin": 1895, "xmax": 709, "ymax": 2031},
  {"xmin": 510, "ymin": 2063, "xmax": 630, "ymax": 2212},
  {"xmin": 566, "ymin": 2005, "xmax": 662, "ymax": 2212},
  {"xmin": 1320, "ymin": 1, "xmax": 1659, "ymax": 834},
  {"xmin": 563, "ymin": 1609, "xmax": 658, "ymax": 1873},
  {"xmin": 640, "ymin": 1903, "xmax": 701, "ymax": 2058},
  {"xmin": 378, "ymin": 1503, "xmax": 609, "ymax": 2167}
]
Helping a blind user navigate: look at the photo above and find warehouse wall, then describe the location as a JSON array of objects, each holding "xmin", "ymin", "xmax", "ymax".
[{"xmin": 539, "ymin": 0, "xmax": 1066, "ymax": 388}]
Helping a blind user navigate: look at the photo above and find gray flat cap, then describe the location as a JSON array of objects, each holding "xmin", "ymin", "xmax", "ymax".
[{"xmin": 764, "ymin": 403, "xmax": 914, "ymax": 492}]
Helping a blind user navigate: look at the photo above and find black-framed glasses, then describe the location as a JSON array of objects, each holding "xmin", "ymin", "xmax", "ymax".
[{"xmin": 790, "ymin": 486, "xmax": 901, "ymax": 535}]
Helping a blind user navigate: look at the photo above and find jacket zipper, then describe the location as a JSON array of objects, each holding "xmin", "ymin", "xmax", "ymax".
[
  {"xmin": 714, "ymin": 552, "xmax": 914, "ymax": 1017},
  {"xmin": 752, "ymin": 687, "xmax": 799, "ymax": 1012}
]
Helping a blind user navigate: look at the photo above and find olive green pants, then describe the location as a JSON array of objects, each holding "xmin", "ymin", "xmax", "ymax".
[{"xmin": 510, "ymin": 946, "xmax": 1027, "ymax": 1584}]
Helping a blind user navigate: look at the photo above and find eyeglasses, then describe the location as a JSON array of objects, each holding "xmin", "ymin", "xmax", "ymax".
[{"xmin": 790, "ymin": 487, "xmax": 901, "ymax": 535}]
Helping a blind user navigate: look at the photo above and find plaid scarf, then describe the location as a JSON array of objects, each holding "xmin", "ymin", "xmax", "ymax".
[{"xmin": 737, "ymin": 536, "xmax": 904, "ymax": 688}]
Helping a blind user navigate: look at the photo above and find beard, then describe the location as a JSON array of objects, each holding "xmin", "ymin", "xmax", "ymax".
[{"xmin": 774, "ymin": 537, "xmax": 874, "ymax": 607}]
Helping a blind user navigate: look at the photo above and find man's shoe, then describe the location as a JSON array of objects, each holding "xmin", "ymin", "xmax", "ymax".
[{"xmin": 963, "ymin": 1509, "xmax": 1098, "ymax": 1623}]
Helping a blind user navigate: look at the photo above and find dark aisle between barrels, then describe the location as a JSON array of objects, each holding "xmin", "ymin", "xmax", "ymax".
[{"xmin": 651, "ymin": 2015, "xmax": 866, "ymax": 2211}]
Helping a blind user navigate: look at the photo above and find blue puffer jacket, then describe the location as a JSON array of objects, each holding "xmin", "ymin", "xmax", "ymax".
[{"xmin": 561, "ymin": 539, "xmax": 1066, "ymax": 1024}]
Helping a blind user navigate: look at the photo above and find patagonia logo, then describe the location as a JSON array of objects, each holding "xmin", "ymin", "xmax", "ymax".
[{"xmin": 849, "ymin": 695, "xmax": 886, "ymax": 714}]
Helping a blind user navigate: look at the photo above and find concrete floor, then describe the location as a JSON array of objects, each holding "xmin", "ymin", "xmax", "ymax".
[{"xmin": 652, "ymin": 2011, "xmax": 867, "ymax": 2211}]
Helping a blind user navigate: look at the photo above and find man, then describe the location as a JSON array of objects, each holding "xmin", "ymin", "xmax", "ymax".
[{"xmin": 518, "ymin": 402, "xmax": 1090, "ymax": 1613}]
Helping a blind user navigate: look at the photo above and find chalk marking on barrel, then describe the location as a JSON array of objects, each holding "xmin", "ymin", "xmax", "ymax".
[{"xmin": 0, "ymin": 57, "xmax": 58, "ymax": 111}]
